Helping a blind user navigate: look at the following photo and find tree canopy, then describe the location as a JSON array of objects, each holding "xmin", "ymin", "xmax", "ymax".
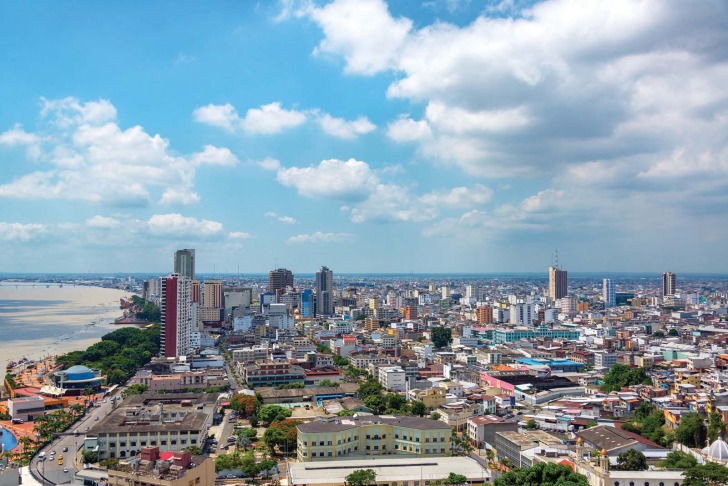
[
  {"xmin": 346, "ymin": 469, "xmax": 376, "ymax": 486},
  {"xmin": 494, "ymin": 462, "xmax": 589, "ymax": 486},
  {"xmin": 613, "ymin": 449, "xmax": 647, "ymax": 471},
  {"xmin": 683, "ymin": 462, "xmax": 728, "ymax": 486},
  {"xmin": 431, "ymin": 327, "xmax": 453, "ymax": 349},
  {"xmin": 230, "ymin": 394, "xmax": 261, "ymax": 418},
  {"xmin": 656, "ymin": 451, "xmax": 698, "ymax": 469},
  {"xmin": 259, "ymin": 405, "xmax": 292, "ymax": 424},
  {"xmin": 600, "ymin": 364, "xmax": 652, "ymax": 392},
  {"xmin": 446, "ymin": 473, "xmax": 467, "ymax": 485},
  {"xmin": 676, "ymin": 412, "xmax": 708, "ymax": 448}
]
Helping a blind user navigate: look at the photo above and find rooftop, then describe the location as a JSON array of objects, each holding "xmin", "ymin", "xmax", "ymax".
[
  {"xmin": 289, "ymin": 457, "xmax": 487, "ymax": 486},
  {"xmin": 298, "ymin": 415, "xmax": 453, "ymax": 434}
]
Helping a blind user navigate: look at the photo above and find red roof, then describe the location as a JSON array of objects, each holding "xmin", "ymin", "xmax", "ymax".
[
  {"xmin": 558, "ymin": 459, "xmax": 574, "ymax": 470},
  {"xmin": 159, "ymin": 451, "xmax": 175, "ymax": 461}
]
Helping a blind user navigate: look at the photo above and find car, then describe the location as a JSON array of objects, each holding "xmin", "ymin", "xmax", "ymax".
[
  {"xmin": 225, "ymin": 474, "xmax": 237, "ymax": 479},
  {"xmin": 49, "ymin": 451, "xmax": 55, "ymax": 456},
  {"xmin": 63, "ymin": 468, "xmax": 69, "ymax": 473},
  {"xmin": 62, "ymin": 447, "xmax": 68, "ymax": 452},
  {"xmin": 58, "ymin": 458, "xmax": 63, "ymax": 465},
  {"xmin": 102, "ymin": 399, "xmax": 107, "ymax": 403},
  {"xmin": 95, "ymin": 416, "xmax": 99, "ymax": 421}
]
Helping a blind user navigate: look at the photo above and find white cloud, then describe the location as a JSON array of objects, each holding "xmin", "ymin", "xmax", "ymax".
[
  {"xmin": 86, "ymin": 215, "xmax": 121, "ymax": 229},
  {"xmin": 276, "ymin": 158, "xmax": 378, "ymax": 200},
  {"xmin": 228, "ymin": 231, "xmax": 253, "ymax": 240},
  {"xmin": 386, "ymin": 117, "xmax": 432, "ymax": 143},
  {"xmin": 41, "ymin": 97, "xmax": 117, "ymax": 127},
  {"xmin": 240, "ymin": 102, "xmax": 307, "ymax": 134},
  {"xmin": 265, "ymin": 212, "xmax": 298, "ymax": 224},
  {"xmin": 147, "ymin": 213, "xmax": 224, "ymax": 238},
  {"xmin": 0, "ymin": 123, "xmax": 41, "ymax": 146},
  {"xmin": 287, "ymin": 231, "xmax": 354, "ymax": 244},
  {"xmin": 420, "ymin": 184, "xmax": 494, "ymax": 208},
  {"xmin": 317, "ymin": 113, "xmax": 375, "ymax": 139},
  {"xmin": 0, "ymin": 222, "xmax": 47, "ymax": 241},
  {"xmin": 307, "ymin": 0, "xmax": 412, "ymax": 75},
  {"xmin": 346, "ymin": 184, "xmax": 438, "ymax": 223},
  {"xmin": 193, "ymin": 103, "xmax": 240, "ymax": 132},
  {"xmin": 256, "ymin": 157, "xmax": 282, "ymax": 171},
  {"xmin": 190, "ymin": 145, "xmax": 239, "ymax": 167},
  {"xmin": 0, "ymin": 97, "xmax": 235, "ymax": 207},
  {"xmin": 160, "ymin": 189, "xmax": 201, "ymax": 206}
]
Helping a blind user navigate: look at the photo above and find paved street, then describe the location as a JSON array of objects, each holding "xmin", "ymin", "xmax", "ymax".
[{"xmin": 31, "ymin": 393, "xmax": 118, "ymax": 485}]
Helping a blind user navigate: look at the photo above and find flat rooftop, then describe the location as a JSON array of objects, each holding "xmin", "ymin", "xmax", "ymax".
[{"xmin": 289, "ymin": 457, "xmax": 488, "ymax": 485}]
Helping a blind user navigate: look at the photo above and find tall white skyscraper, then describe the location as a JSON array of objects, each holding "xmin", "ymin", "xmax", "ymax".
[
  {"xmin": 603, "ymin": 278, "xmax": 616, "ymax": 308},
  {"xmin": 160, "ymin": 273, "xmax": 193, "ymax": 358},
  {"xmin": 509, "ymin": 303, "xmax": 533, "ymax": 325},
  {"xmin": 315, "ymin": 266, "xmax": 333, "ymax": 316}
]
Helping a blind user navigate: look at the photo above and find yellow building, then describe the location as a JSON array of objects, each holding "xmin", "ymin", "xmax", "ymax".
[
  {"xmin": 107, "ymin": 453, "xmax": 214, "ymax": 486},
  {"xmin": 296, "ymin": 415, "xmax": 452, "ymax": 462},
  {"xmin": 411, "ymin": 387, "xmax": 447, "ymax": 411}
]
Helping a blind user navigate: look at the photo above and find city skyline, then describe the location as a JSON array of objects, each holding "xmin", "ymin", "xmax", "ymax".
[{"xmin": 1, "ymin": 0, "xmax": 727, "ymax": 273}]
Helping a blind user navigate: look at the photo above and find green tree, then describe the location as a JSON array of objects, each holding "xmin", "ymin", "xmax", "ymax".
[
  {"xmin": 345, "ymin": 469, "xmax": 377, "ymax": 486},
  {"xmin": 494, "ymin": 462, "xmax": 589, "ymax": 486},
  {"xmin": 431, "ymin": 327, "xmax": 453, "ymax": 349},
  {"xmin": 358, "ymin": 380, "xmax": 383, "ymax": 399},
  {"xmin": 709, "ymin": 410, "xmax": 726, "ymax": 442},
  {"xmin": 613, "ymin": 449, "xmax": 647, "ymax": 471},
  {"xmin": 236, "ymin": 427, "xmax": 258, "ymax": 441},
  {"xmin": 446, "ymin": 473, "xmax": 467, "ymax": 485},
  {"xmin": 676, "ymin": 412, "xmax": 708, "ymax": 448},
  {"xmin": 263, "ymin": 427, "xmax": 287, "ymax": 451},
  {"xmin": 600, "ymin": 364, "xmax": 653, "ymax": 392},
  {"xmin": 364, "ymin": 395, "xmax": 385, "ymax": 414},
  {"xmin": 230, "ymin": 394, "xmax": 261, "ymax": 418},
  {"xmin": 634, "ymin": 401, "xmax": 654, "ymax": 421},
  {"xmin": 124, "ymin": 384, "xmax": 148, "ymax": 396},
  {"xmin": 652, "ymin": 330, "xmax": 665, "ymax": 338},
  {"xmin": 318, "ymin": 379, "xmax": 339, "ymax": 388},
  {"xmin": 668, "ymin": 328, "xmax": 679, "ymax": 337},
  {"xmin": 430, "ymin": 412, "xmax": 442, "ymax": 421},
  {"xmin": 259, "ymin": 405, "xmax": 293, "ymax": 424},
  {"xmin": 384, "ymin": 393, "xmax": 407, "ymax": 411},
  {"xmin": 657, "ymin": 450, "xmax": 698, "ymax": 469},
  {"xmin": 683, "ymin": 462, "xmax": 728, "ymax": 486},
  {"xmin": 411, "ymin": 400, "xmax": 426, "ymax": 417},
  {"xmin": 184, "ymin": 445, "xmax": 203, "ymax": 455},
  {"xmin": 82, "ymin": 450, "xmax": 99, "ymax": 464},
  {"xmin": 525, "ymin": 419, "xmax": 539, "ymax": 429}
]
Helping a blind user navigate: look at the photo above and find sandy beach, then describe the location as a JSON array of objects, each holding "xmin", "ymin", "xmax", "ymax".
[{"xmin": 0, "ymin": 283, "xmax": 132, "ymax": 372}]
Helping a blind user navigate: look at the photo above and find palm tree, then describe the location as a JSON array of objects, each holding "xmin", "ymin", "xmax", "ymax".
[{"xmin": 69, "ymin": 403, "xmax": 84, "ymax": 418}]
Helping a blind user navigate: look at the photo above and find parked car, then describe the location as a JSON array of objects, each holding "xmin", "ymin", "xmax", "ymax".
[{"xmin": 62, "ymin": 447, "xmax": 68, "ymax": 452}]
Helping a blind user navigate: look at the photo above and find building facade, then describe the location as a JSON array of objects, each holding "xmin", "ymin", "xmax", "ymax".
[
  {"xmin": 173, "ymin": 249, "xmax": 195, "ymax": 279},
  {"xmin": 160, "ymin": 274, "xmax": 193, "ymax": 358},
  {"xmin": 296, "ymin": 416, "xmax": 452, "ymax": 462},
  {"xmin": 315, "ymin": 266, "xmax": 334, "ymax": 316}
]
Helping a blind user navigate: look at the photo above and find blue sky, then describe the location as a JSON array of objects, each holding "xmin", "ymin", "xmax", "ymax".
[{"xmin": 1, "ymin": 0, "xmax": 727, "ymax": 274}]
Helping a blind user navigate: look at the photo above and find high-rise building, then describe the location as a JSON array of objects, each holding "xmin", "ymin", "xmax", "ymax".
[
  {"xmin": 159, "ymin": 273, "xmax": 192, "ymax": 358},
  {"xmin": 300, "ymin": 289, "xmax": 314, "ymax": 318},
  {"xmin": 548, "ymin": 266, "xmax": 568, "ymax": 300},
  {"xmin": 203, "ymin": 280, "xmax": 223, "ymax": 308},
  {"xmin": 315, "ymin": 266, "xmax": 333, "ymax": 316},
  {"xmin": 269, "ymin": 268, "xmax": 294, "ymax": 302},
  {"xmin": 603, "ymin": 279, "xmax": 616, "ymax": 308},
  {"xmin": 662, "ymin": 272, "xmax": 676, "ymax": 297},
  {"xmin": 174, "ymin": 249, "xmax": 195, "ymax": 279},
  {"xmin": 191, "ymin": 280, "xmax": 201, "ymax": 303},
  {"xmin": 476, "ymin": 306, "xmax": 494, "ymax": 325},
  {"xmin": 509, "ymin": 303, "xmax": 533, "ymax": 325}
]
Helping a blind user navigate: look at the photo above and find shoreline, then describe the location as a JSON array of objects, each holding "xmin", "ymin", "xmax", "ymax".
[{"xmin": 0, "ymin": 283, "xmax": 135, "ymax": 373}]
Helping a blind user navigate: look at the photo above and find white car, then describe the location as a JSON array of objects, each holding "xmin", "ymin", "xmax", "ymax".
[{"xmin": 63, "ymin": 468, "xmax": 69, "ymax": 473}]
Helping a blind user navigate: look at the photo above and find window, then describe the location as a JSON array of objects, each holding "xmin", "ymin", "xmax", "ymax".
[
  {"xmin": 312, "ymin": 452, "xmax": 316, "ymax": 457},
  {"xmin": 327, "ymin": 441, "xmax": 332, "ymax": 446},
  {"xmin": 328, "ymin": 452, "xmax": 332, "ymax": 457}
]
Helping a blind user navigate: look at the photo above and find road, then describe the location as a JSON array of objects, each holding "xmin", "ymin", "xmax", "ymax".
[{"xmin": 31, "ymin": 394, "xmax": 118, "ymax": 485}]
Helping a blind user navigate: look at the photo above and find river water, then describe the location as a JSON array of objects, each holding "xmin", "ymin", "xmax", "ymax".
[{"xmin": 0, "ymin": 282, "xmax": 132, "ymax": 372}]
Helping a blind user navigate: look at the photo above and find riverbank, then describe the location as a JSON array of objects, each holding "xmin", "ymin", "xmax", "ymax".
[{"xmin": 0, "ymin": 283, "xmax": 131, "ymax": 372}]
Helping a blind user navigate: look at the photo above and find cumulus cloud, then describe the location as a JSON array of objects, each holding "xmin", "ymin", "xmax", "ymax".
[
  {"xmin": 386, "ymin": 117, "xmax": 432, "ymax": 143},
  {"xmin": 86, "ymin": 215, "xmax": 121, "ymax": 229},
  {"xmin": 307, "ymin": 0, "xmax": 412, "ymax": 75},
  {"xmin": 0, "ymin": 97, "xmax": 236, "ymax": 207},
  {"xmin": 256, "ymin": 157, "xmax": 282, "ymax": 171},
  {"xmin": 287, "ymin": 231, "xmax": 354, "ymax": 244},
  {"xmin": 276, "ymin": 158, "xmax": 378, "ymax": 200},
  {"xmin": 147, "ymin": 213, "xmax": 224, "ymax": 238},
  {"xmin": 192, "ymin": 103, "xmax": 240, "ymax": 132},
  {"xmin": 0, "ymin": 222, "xmax": 47, "ymax": 241},
  {"xmin": 298, "ymin": 0, "xmax": 728, "ymax": 182},
  {"xmin": 265, "ymin": 212, "xmax": 298, "ymax": 224},
  {"xmin": 317, "ymin": 113, "xmax": 376, "ymax": 139},
  {"xmin": 228, "ymin": 231, "xmax": 253, "ymax": 240},
  {"xmin": 420, "ymin": 184, "xmax": 494, "ymax": 208},
  {"xmin": 240, "ymin": 102, "xmax": 307, "ymax": 134}
]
